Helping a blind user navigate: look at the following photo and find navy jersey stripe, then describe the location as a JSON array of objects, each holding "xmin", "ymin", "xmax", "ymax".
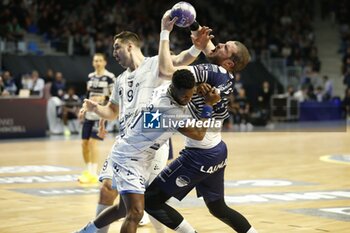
[{"xmin": 190, "ymin": 63, "xmax": 234, "ymax": 120}]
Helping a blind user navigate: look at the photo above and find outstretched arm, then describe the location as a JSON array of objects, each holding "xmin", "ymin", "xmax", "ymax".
[
  {"xmin": 158, "ymin": 11, "xmax": 213, "ymax": 78},
  {"xmin": 171, "ymin": 26, "xmax": 214, "ymax": 66},
  {"xmin": 190, "ymin": 21, "xmax": 215, "ymax": 57}
]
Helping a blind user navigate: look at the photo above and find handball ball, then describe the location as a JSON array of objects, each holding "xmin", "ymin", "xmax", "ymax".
[{"xmin": 170, "ymin": 2, "xmax": 196, "ymax": 28}]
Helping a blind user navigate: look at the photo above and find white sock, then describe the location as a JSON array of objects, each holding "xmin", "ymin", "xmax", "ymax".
[
  {"xmin": 87, "ymin": 162, "xmax": 92, "ymax": 173},
  {"xmin": 78, "ymin": 221, "xmax": 98, "ymax": 233},
  {"xmin": 174, "ymin": 219, "xmax": 196, "ymax": 233},
  {"xmin": 149, "ymin": 215, "xmax": 167, "ymax": 233},
  {"xmin": 247, "ymin": 226, "xmax": 258, "ymax": 233},
  {"xmin": 95, "ymin": 204, "xmax": 111, "ymax": 233},
  {"xmin": 91, "ymin": 163, "xmax": 98, "ymax": 175}
]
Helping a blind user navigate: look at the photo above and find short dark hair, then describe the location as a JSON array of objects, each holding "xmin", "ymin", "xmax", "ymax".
[
  {"xmin": 94, "ymin": 53, "xmax": 107, "ymax": 61},
  {"xmin": 114, "ymin": 31, "xmax": 141, "ymax": 47},
  {"xmin": 172, "ymin": 69, "xmax": 195, "ymax": 89}
]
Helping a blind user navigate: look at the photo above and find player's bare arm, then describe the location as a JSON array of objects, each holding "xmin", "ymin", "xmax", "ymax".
[
  {"xmin": 190, "ymin": 22, "xmax": 215, "ymax": 56},
  {"xmin": 171, "ymin": 26, "xmax": 213, "ymax": 66},
  {"xmin": 79, "ymin": 99, "xmax": 119, "ymax": 121},
  {"xmin": 159, "ymin": 11, "xmax": 213, "ymax": 78}
]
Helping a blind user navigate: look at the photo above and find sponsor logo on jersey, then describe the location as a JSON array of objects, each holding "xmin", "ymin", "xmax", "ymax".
[
  {"xmin": 175, "ymin": 175, "xmax": 190, "ymax": 187},
  {"xmin": 200, "ymin": 159, "xmax": 227, "ymax": 174}
]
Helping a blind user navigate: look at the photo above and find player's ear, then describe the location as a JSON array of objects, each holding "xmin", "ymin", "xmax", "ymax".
[
  {"xmin": 222, "ymin": 59, "xmax": 235, "ymax": 71},
  {"xmin": 127, "ymin": 42, "xmax": 133, "ymax": 52}
]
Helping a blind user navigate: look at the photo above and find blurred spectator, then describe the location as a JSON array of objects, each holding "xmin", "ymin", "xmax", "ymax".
[
  {"xmin": 62, "ymin": 87, "xmax": 81, "ymax": 135},
  {"xmin": 235, "ymin": 88, "xmax": 253, "ymax": 131},
  {"xmin": 21, "ymin": 73, "xmax": 31, "ymax": 90},
  {"xmin": 322, "ymin": 75, "xmax": 333, "ymax": 100},
  {"xmin": 284, "ymin": 85, "xmax": 295, "ymax": 98},
  {"xmin": 50, "ymin": 72, "xmax": 66, "ymax": 98},
  {"xmin": 0, "ymin": 76, "xmax": 4, "ymax": 96},
  {"xmin": 293, "ymin": 85, "xmax": 309, "ymax": 102},
  {"xmin": 223, "ymin": 93, "xmax": 238, "ymax": 130},
  {"xmin": 258, "ymin": 81, "xmax": 273, "ymax": 112},
  {"xmin": 309, "ymin": 46, "xmax": 321, "ymax": 72},
  {"xmin": 28, "ymin": 70, "xmax": 45, "ymax": 97},
  {"xmin": 1, "ymin": 71, "xmax": 17, "ymax": 96},
  {"xmin": 343, "ymin": 88, "xmax": 350, "ymax": 119},
  {"xmin": 233, "ymin": 72, "xmax": 243, "ymax": 94},
  {"xmin": 343, "ymin": 66, "xmax": 350, "ymax": 88},
  {"xmin": 44, "ymin": 69, "xmax": 55, "ymax": 83},
  {"xmin": 6, "ymin": 17, "xmax": 25, "ymax": 40},
  {"xmin": 43, "ymin": 68, "xmax": 54, "ymax": 99},
  {"xmin": 315, "ymin": 86, "xmax": 324, "ymax": 102}
]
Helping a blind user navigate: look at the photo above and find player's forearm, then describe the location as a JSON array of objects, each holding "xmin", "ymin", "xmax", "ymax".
[
  {"xmin": 190, "ymin": 23, "xmax": 215, "ymax": 56},
  {"xmin": 171, "ymin": 46, "xmax": 201, "ymax": 66},
  {"xmin": 93, "ymin": 104, "xmax": 118, "ymax": 121},
  {"xmin": 159, "ymin": 31, "xmax": 176, "ymax": 78}
]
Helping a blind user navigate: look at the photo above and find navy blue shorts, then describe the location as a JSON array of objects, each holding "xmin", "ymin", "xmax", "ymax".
[
  {"xmin": 154, "ymin": 140, "xmax": 228, "ymax": 203},
  {"xmin": 82, "ymin": 120, "xmax": 103, "ymax": 140}
]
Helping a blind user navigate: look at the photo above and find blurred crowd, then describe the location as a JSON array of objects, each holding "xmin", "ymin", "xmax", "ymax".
[{"xmin": 1, "ymin": 0, "xmax": 320, "ymax": 65}]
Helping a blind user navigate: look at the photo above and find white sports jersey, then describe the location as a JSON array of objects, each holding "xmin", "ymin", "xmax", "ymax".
[
  {"xmin": 110, "ymin": 88, "xmax": 189, "ymax": 165},
  {"xmin": 85, "ymin": 70, "xmax": 115, "ymax": 120},
  {"xmin": 110, "ymin": 56, "xmax": 169, "ymax": 137}
]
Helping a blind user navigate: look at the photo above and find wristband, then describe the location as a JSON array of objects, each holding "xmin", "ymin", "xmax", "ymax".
[
  {"xmin": 200, "ymin": 105, "xmax": 213, "ymax": 118},
  {"xmin": 160, "ymin": 30, "xmax": 170, "ymax": 41},
  {"xmin": 189, "ymin": 21, "xmax": 200, "ymax": 31},
  {"xmin": 189, "ymin": 45, "xmax": 201, "ymax": 57}
]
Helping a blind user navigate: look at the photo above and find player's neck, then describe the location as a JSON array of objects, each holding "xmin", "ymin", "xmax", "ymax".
[
  {"xmin": 128, "ymin": 50, "xmax": 145, "ymax": 71},
  {"xmin": 95, "ymin": 69, "xmax": 105, "ymax": 76}
]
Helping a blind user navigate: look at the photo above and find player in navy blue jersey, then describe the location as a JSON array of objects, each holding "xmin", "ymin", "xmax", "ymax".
[{"xmin": 143, "ymin": 11, "xmax": 258, "ymax": 233}]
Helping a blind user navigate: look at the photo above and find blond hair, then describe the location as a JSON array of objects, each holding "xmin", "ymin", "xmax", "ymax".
[{"xmin": 230, "ymin": 41, "xmax": 251, "ymax": 73}]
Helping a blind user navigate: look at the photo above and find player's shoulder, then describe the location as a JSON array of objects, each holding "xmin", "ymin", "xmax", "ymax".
[
  {"xmin": 192, "ymin": 63, "xmax": 228, "ymax": 73},
  {"xmin": 103, "ymin": 70, "xmax": 115, "ymax": 79},
  {"xmin": 143, "ymin": 56, "xmax": 158, "ymax": 66},
  {"xmin": 88, "ymin": 72, "xmax": 96, "ymax": 78}
]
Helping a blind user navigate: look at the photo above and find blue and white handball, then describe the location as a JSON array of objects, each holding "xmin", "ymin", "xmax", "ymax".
[{"xmin": 170, "ymin": 2, "xmax": 196, "ymax": 28}]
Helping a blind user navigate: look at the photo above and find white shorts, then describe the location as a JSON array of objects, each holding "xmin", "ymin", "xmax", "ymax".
[{"xmin": 99, "ymin": 141, "xmax": 170, "ymax": 193}]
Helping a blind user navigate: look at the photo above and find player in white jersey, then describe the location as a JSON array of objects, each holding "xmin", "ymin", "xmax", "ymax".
[
  {"xmin": 75, "ymin": 69, "xmax": 220, "ymax": 233},
  {"xmin": 77, "ymin": 31, "xmax": 211, "ymax": 233},
  {"xmin": 79, "ymin": 53, "xmax": 115, "ymax": 184},
  {"xmin": 143, "ymin": 12, "xmax": 258, "ymax": 233}
]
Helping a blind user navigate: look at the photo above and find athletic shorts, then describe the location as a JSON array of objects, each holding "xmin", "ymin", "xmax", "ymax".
[
  {"xmin": 99, "ymin": 141, "xmax": 170, "ymax": 194},
  {"xmin": 82, "ymin": 119, "xmax": 103, "ymax": 140},
  {"xmin": 154, "ymin": 140, "xmax": 228, "ymax": 203}
]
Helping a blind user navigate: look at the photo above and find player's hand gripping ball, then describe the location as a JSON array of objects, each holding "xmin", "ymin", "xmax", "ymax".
[{"xmin": 170, "ymin": 2, "xmax": 196, "ymax": 28}]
